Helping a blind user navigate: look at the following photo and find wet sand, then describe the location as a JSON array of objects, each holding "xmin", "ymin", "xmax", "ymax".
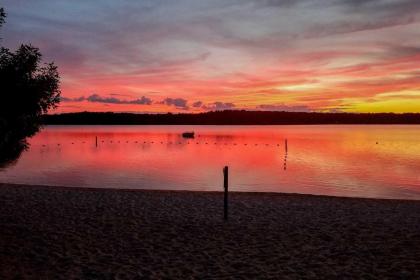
[{"xmin": 1, "ymin": 183, "xmax": 420, "ymax": 279}]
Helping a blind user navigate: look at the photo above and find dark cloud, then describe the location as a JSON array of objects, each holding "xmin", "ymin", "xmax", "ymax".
[
  {"xmin": 257, "ymin": 104, "xmax": 312, "ymax": 112},
  {"xmin": 202, "ymin": 102, "xmax": 236, "ymax": 111},
  {"xmin": 160, "ymin": 98, "xmax": 189, "ymax": 109},
  {"xmin": 192, "ymin": 101, "xmax": 203, "ymax": 107},
  {"xmin": 339, "ymin": 0, "xmax": 420, "ymax": 13},
  {"xmin": 130, "ymin": 96, "xmax": 153, "ymax": 105},
  {"xmin": 60, "ymin": 96, "xmax": 86, "ymax": 102},
  {"xmin": 213, "ymin": 102, "xmax": 236, "ymax": 110},
  {"xmin": 87, "ymin": 94, "xmax": 122, "ymax": 104},
  {"xmin": 61, "ymin": 94, "xmax": 153, "ymax": 105},
  {"xmin": 384, "ymin": 45, "xmax": 420, "ymax": 59}
]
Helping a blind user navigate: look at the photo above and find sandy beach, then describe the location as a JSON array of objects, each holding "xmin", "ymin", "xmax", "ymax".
[{"xmin": 1, "ymin": 183, "xmax": 420, "ymax": 279}]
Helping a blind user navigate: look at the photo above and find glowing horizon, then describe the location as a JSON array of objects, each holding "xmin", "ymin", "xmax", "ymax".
[{"xmin": 2, "ymin": 0, "xmax": 420, "ymax": 113}]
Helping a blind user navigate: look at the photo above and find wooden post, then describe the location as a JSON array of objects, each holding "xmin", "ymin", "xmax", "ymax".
[
  {"xmin": 223, "ymin": 166, "xmax": 229, "ymax": 220},
  {"xmin": 96, "ymin": 136, "xmax": 98, "ymax": 147}
]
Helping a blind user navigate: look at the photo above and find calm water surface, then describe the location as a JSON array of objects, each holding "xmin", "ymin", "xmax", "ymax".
[{"xmin": 1, "ymin": 125, "xmax": 420, "ymax": 200}]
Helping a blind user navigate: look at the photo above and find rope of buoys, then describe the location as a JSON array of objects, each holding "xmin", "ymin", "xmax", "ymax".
[{"xmin": 53, "ymin": 140, "xmax": 286, "ymax": 148}]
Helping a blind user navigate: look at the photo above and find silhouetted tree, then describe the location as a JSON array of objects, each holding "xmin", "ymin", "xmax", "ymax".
[
  {"xmin": 0, "ymin": 8, "xmax": 5, "ymax": 28},
  {"xmin": 0, "ymin": 8, "xmax": 60, "ymax": 167}
]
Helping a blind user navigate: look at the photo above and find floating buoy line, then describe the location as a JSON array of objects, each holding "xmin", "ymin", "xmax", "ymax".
[
  {"xmin": 39, "ymin": 141, "xmax": 289, "ymax": 148},
  {"xmin": 38, "ymin": 138, "xmax": 291, "ymax": 170}
]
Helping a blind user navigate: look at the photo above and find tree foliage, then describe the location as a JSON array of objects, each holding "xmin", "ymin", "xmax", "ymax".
[
  {"xmin": 0, "ymin": 8, "xmax": 5, "ymax": 27},
  {"xmin": 0, "ymin": 7, "xmax": 61, "ymax": 167}
]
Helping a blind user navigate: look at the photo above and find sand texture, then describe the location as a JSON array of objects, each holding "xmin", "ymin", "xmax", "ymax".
[{"xmin": 1, "ymin": 183, "xmax": 420, "ymax": 279}]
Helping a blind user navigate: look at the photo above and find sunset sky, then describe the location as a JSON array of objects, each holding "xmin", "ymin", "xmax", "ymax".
[{"xmin": 2, "ymin": 0, "xmax": 420, "ymax": 113}]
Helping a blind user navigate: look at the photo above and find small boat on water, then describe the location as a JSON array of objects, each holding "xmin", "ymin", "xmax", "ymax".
[{"xmin": 182, "ymin": 132, "xmax": 195, "ymax": 138}]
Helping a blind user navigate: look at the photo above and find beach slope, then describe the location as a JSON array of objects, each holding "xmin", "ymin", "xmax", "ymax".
[{"xmin": 1, "ymin": 183, "xmax": 420, "ymax": 278}]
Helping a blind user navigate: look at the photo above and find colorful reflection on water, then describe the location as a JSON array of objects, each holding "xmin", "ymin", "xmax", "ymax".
[{"xmin": 1, "ymin": 125, "xmax": 420, "ymax": 200}]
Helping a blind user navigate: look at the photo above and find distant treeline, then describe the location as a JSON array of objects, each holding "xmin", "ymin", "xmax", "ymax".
[{"xmin": 42, "ymin": 111, "xmax": 420, "ymax": 125}]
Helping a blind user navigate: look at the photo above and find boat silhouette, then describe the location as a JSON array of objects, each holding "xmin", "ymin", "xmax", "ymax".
[{"xmin": 182, "ymin": 132, "xmax": 195, "ymax": 138}]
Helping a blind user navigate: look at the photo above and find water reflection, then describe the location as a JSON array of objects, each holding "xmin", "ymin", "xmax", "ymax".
[{"xmin": 1, "ymin": 125, "xmax": 420, "ymax": 200}]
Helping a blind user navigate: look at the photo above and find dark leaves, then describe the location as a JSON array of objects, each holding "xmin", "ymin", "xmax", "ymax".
[{"xmin": 0, "ymin": 7, "xmax": 61, "ymax": 167}]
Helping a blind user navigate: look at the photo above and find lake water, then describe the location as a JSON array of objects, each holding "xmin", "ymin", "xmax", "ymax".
[{"xmin": 1, "ymin": 125, "xmax": 420, "ymax": 200}]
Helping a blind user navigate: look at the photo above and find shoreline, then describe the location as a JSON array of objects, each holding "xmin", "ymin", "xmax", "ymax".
[
  {"xmin": 1, "ymin": 183, "xmax": 420, "ymax": 278},
  {"xmin": 2, "ymin": 182, "xmax": 419, "ymax": 202}
]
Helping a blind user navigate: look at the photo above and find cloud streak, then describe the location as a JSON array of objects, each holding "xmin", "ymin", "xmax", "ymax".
[
  {"xmin": 2, "ymin": 0, "xmax": 420, "ymax": 113},
  {"xmin": 203, "ymin": 102, "xmax": 236, "ymax": 111},
  {"xmin": 257, "ymin": 104, "xmax": 312, "ymax": 112},
  {"xmin": 61, "ymin": 94, "xmax": 153, "ymax": 105},
  {"xmin": 160, "ymin": 98, "xmax": 189, "ymax": 109}
]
